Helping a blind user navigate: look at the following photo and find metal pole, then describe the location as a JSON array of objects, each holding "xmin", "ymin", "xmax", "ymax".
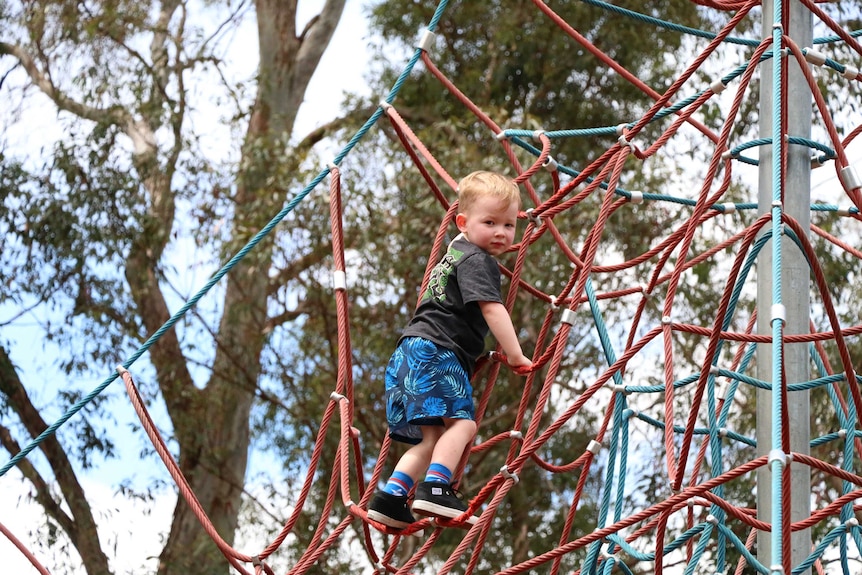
[{"xmin": 756, "ymin": 1, "xmax": 811, "ymax": 573}]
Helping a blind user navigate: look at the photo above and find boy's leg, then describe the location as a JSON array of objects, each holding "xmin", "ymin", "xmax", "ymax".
[
  {"xmin": 369, "ymin": 426, "xmax": 443, "ymax": 529},
  {"xmin": 412, "ymin": 418, "xmax": 479, "ymax": 524},
  {"xmin": 427, "ymin": 418, "xmax": 477, "ymax": 473}
]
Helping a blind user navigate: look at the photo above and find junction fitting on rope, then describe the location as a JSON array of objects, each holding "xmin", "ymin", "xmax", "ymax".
[
  {"xmin": 720, "ymin": 202, "xmax": 736, "ymax": 213},
  {"xmin": 803, "ymin": 47, "xmax": 826, "ymax": 67},
  {"xmin": 770, "ymin": 304, "xmax": 786, "ymax": 326},
  {"xmin": 710, "ymin": 78, "xmax": 727, "ymax": 94},
  {"xmin": 500, "ymin": 465, "xmax": 520, "ymax": 484},
  {"xmin": 768, "ymin": 449, "xmax": 787, "ymax": 467},
  {"xmin": 543, "ymin": 156, "xmax": 558, "ymax": 172},
  {"xmin": 587, "ymin": 440, "xmax": 602, "ymax": 455},
  {"xmin": 549, "ymin": 295, "xmax": 560, "ymax": 310},
  {"xmin": 840, "ymin": 165, "xmax": 862, "ymax": 191},
  {"xmin": 509, "ymin": 430, "xmax": 523, "ymax": 440},
  {"xmin": 415, "ymin": 29, "xmax": 436, "ymax": 52},
  {"xmin": 560, "ymin": 308, "xmax": 576, "ymax": 326},
  {"xmin": 330, "ymin": 392, "xmax": 346, "ymax": 403},
  {"xmin": 628, "ymin": 190, "xmax": 643, "ymax": 204},
  {"xmin": 332, "ymin": 270, "xmax": 347, "ymax": 291},
  {"xmin": 526, "ymin": 208, "xmax": 542, "ymax": 227}
]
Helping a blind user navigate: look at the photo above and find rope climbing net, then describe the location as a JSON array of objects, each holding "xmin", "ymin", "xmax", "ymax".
[{"xmin": 5, "ymin": 0, "xmax": 862, "ymax": 574}]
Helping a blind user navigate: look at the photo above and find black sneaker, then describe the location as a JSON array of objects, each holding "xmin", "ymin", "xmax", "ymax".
[
  {"xmin": 367, "ymin": 491, "xmax": 416, "ymax": 529},
  {"xmin": 412, "ymin": 482, "xmax": 478, "ymax": 525}
]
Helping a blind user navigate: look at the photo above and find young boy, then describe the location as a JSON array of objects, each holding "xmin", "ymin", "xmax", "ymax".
[{"xmin": 367, "ymin": 171, "xmax": 532, "ymax": 529}]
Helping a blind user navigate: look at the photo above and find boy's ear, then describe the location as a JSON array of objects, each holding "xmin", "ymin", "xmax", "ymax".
[{"xmin": 455, "ymin": 212, "xmax": 467, "ymax": 231}]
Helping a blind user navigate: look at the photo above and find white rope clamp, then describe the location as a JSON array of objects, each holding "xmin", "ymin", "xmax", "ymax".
[
  {"xmin": 771, "ymin": 304, "xmax": 786, "ymax": 326},
  {"xmin": 840, "ymin": 165, "xmax": 862, "ymax": 190},
  {"xmin": 661, "ymin": 315, "xmax": 672, "ymax": 325},
  {"xmin": 721, "ymin": 149, "xmax": 733, "ymax": 160},
  {"xmin": 846, "ymin": 518, "xmax": 860, "ymax": 528},
  {"xmin": 543, "ymin": 155, "xmax": 559, "ymax": 172},
  {"xmin": 843, "ymin": 65, "xmax": 859, "ymax": 80},
  {"xmin": 768, "ymin": 449, "xmax": 787, "ymax": 466},
  {"xmin": 333, "ymin": 270, "xmax": 347, "ymax": 291},
  {"xmin": 532, "ymin": 129, "xmax": 546, "ymax": 141},
  {"xmin": 549, "ymin": 295, "xmax": 560, "ymax": 310},
  {"xmin": 526, "ymin": 207, "xmax": 542, "ymax": 227},
  {"xmin": 770, "ymin": 565, "xmax": 785, "ymax": 574},
  {"xmin": 379, "ymin": 100, "xmax": 393, "ymax": 111},
  {"xmin": 509, "ymin": 430, "xmax": 523, "ymax": 440},
  {"xmin": 628, "ymin": 191, "xmax": 644, "ymax": 204},
  {"xmin": 560, "ymin": 308, "xmax": 577, "ymax": 326},
  {"xmin": 710, "ymin": 78, "xmax": 727, "ymax": 94},
  {"xmin": 326, "ymin": 162, "xmax": 339, "ymax": 172},
  {"xmin": 721, "ymin": 202, "xmax": 736, "ymax": 213},
  {"xmin": 500, "ymin": 465, "xmax": 520, "ymax": 484},
  {"xmin": 415, "ymin": 29, "xmax": 436, "ymax": 52},
  {"xmin": 587, "ymin": 439, "xmax": 602, "ymax": 455},
  {"xmin": 330, "ymin": 392, "xmax": 347, "ymax": 403},
  {"xmin": 495, "ymin": 130, "xmax": 510, "ymax": 141},
  {"xmin": 803, "ymin": 47, "xmax": 827, "ymax": 66},
  {"xmin": 837, "ymin": 207, "xmax": 853, "ymax": 217}
]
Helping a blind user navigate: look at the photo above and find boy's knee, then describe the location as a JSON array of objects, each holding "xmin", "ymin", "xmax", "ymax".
[{"xmin": 446, "ymin": 418, "xmax": 477, "ymax": 435}]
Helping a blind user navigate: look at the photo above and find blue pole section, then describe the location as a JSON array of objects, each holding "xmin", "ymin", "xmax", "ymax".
[
  {"xmin": 769, "ymin": 2, "xmax": 786, "ymax": 573},
  {"xmin": 757, "ymin": 1, "xmax": 812, "ymax": 573}
]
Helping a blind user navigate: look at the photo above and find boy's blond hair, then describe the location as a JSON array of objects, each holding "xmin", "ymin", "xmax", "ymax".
[{"xmin": 457, "ymin": 171, "xmax": 521, "ymax": 213}]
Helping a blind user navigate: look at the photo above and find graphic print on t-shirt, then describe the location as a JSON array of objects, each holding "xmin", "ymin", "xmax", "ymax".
[{"xmin": 423, "ymin": 247, "xmax": 464, "ymax": 303}]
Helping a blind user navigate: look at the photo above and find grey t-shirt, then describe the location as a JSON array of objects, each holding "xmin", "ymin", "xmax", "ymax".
[{"xmin": 401, "ymin": 236, "xmax": 503, "ymax": 376}]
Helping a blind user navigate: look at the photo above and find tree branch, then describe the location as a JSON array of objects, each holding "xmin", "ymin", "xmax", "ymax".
[
  {"xmin": 0, "ymin": 41, "xmax": 129, "ymax": 127},
  {"xmin": 0, "ymin": 346, "xmax": 111, "ymax": 574}
]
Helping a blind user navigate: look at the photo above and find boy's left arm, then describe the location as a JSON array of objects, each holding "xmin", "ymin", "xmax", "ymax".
[{"xmin": 479, "ymin": 301, "xmax": 532, "ymax": 368}]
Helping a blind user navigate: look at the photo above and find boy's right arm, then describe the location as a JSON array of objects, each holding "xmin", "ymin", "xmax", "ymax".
[{"xmin": 478, "ymin": 301, "xmax": 532, "ymax": 369}]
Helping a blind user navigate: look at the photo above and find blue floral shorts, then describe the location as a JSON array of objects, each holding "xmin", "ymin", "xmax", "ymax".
[{"xmin": 385, "ymin": 337, "xmax": 475, "ymax": 445}]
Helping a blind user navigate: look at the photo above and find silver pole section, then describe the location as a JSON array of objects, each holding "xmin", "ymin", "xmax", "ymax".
[{"xmin": 756, "ymin": 1, "xmax": 812, "ymax": 573}]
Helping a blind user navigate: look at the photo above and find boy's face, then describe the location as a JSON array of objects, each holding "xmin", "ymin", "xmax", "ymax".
[{"xmin": 455, "ymin": 195, "xmax": 519, "ymax": 256}]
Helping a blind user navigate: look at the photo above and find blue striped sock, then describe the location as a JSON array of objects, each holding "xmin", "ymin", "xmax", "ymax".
[
  {"xmin": 382, "ymin": 471, "xmax": 414, "ymax": 497},
  {"xmin": 424, "ymin": 463, "xmax": 452, "ymax": 484}
]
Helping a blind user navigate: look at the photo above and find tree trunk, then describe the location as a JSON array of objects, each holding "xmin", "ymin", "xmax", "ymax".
[{"xmin": 156, "ymin": 3, "xmax": 345, "ymax": 574}]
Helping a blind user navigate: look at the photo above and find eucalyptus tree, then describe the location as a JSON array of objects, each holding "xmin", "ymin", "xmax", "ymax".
[{"xmin": 1, "ymin": 1, "xmax": 349, "ymax": 573}]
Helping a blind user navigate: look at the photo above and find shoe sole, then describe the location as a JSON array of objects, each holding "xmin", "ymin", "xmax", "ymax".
[
  {"xmin": 412, "ymin": 500, "xmax": 478, "ymax": 525},
  {"xmin": 367, "ymin": 509, "xmax": 413, "ymax": 529}
]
